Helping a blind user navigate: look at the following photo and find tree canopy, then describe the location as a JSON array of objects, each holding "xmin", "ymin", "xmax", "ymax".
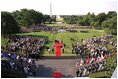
[
  {"xmin": 12, "ymin": 9, "xmax": 44, "ymax": 27},
  {"xmin": 62, "ymin": 11, "xmax": 117, "ymax": 35},
  {"xmin": 102, "ymin": 16, "xmax": 117, "ymax": 35},
  {"xmin": 1, "ymin": 12, "xmax": 20, "ymax": 34}
]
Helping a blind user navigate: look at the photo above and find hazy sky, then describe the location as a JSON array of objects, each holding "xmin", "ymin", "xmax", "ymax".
[{"xmin": 0, "ymin": 0, "xmax": 117, "ymax": 15}]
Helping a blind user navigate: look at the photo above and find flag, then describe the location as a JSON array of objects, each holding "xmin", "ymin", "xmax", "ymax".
[{"xmin": 86, "ymin": 57, "xmax": 90, "ymax": 64}]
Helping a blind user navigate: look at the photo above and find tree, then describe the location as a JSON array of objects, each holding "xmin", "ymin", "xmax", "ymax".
[
  {"xmin": 42, "ymin": 15, "xmax": 50, "ymax": 23},
  {"xmin": 86, "ymin": 12, "xmax": 94, "ymax": 25},
  {"xmin": 102, "ymin": 16, "xmax": 117, "ymax": 35},
  {"xmin": 82, "ymin": 16, "xmax": 90, "ymax": 26},
  {"xmin": 1, "ymin": 12, "xmax": 20, "ymax": 34},
  {"xmin": 94, "ymin": 22, "xmax": 100, "ymax": 27},
  {"xmin": 77, "ymin": 13, "xmax": 95, "ymax": 26},
  {"xmin": 51, "ymin": 15, "xmax": 57, "ymax": 23},
  {"xmin": 63, "ymin": 15, "xmax": 78, "ymax": 24},
  {"xmin": 107, "ymin": 11, "xmax": 117, "ymax": 19},
  {"xmin": 12, "ymin": 9, "xmax": 43, "ymax": 27},
  {"xmin": 90, "ymin": 21, "xmax": 95, "ymax": 26},
  {"xmin": 96, "ymin": 13, "xmax": 106, "ymax": 25},
  {"xmin": 77, "ymin": 16, "xmax": 84, "ymax": 25}
]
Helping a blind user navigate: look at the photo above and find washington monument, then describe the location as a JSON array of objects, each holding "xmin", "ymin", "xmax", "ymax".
[{"xmin": 50, "ymin": 3, "xmax": 52, "ymax": 17}]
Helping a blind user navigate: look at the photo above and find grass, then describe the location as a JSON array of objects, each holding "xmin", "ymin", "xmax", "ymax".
[
  {"xmin": 14, "ymin": 29, "xmax": 106, "ymax": 56},
  {"xmin": 1, "ymin": 36, "xmax": 8, "ymax": 46},
  {"xmin": 89, "ymin": 71, "xmax": 107, "ymax": 78}
]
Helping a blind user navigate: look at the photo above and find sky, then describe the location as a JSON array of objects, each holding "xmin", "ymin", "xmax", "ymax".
[{"xmin": 0, "ymin": 0, "xmax": 117, "ymax": 15}]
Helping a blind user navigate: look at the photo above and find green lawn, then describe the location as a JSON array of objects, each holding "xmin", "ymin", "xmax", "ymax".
[
  {"xmin": 14, "ymin": 29, "xmax": 107, "ymax": 56},
  {"xmin": 89, "ymin": 71, "xmax": 107, "ymax": 78},
  {"xmin": 1, "ymin": 36, "xmax": 8, "ymax": 46}
]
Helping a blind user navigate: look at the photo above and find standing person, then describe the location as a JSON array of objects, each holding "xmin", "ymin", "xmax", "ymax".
[
  {"xmin": 75, "ymin": 61, "xmax": 79, "ymax": 68},
  {"xmin": 62, "ymin": 47, "xmax": 64, "ymax": 53},
  {"xmin": 27, "ymin": 64, "xmax": 32, "ymax": 75},
  {"xmin": 53, "ymin": 40, "xmax": 63, "ymax": 56},
  {"xmin": 47, "ymin": 47, "xmax": 51, "ymax": 54},
  {"xmin": 72, "ymin": 43, "xmax": 75, "ymax": 54},
  {"xmin": 52, "ymin": 47, "xmax": 54, "ymax": 54},
  {"xmin": 81, "ymin": 39, "xmax": 83, "ymax": 43},
  {"xmin": 79, "ymin": 58, "xmax": 84, "ymax": 66},
  {"xmin": 31, "ymin": 60, "xmax": 37, "ymax": 77},
  {"xmin": 62, "ymin": 42, "xmax": 65, "ymax": 53},
  {"xmin": 76, "ymin": 69, "xmax": 80, "ymax": 77}
]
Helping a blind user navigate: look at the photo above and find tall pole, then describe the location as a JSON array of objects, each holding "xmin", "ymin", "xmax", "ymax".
[{"xmin": 50, "ymin": 3, "xmax": 52, "ymax": 17}]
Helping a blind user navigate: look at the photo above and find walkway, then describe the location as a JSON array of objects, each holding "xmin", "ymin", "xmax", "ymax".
[{"xmin": 35, "ymin": 58, "xmax": 80, "ymax": 78}]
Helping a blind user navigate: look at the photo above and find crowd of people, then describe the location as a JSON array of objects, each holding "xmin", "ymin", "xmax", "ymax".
[
  {"xmin": 75, "ymin": 48, "xmax": 108, "ymax": 77},
  {"xmin": 76, "ymin": 60, "xmax": 106, "ymax": 77},
  {"xmin": 1, "ymin": 33, "xmax": 116, "ymax": 77},
  {"xmin": 72, "ymin": 35, "xmax": 115, "ymax": 56},
  {"xmin": 32, "ymin": 25, "xmax": 52, "ymax": 32},
  {"xmin": 1, "ymin": 34, "xmax": 49, "ymax": 77},
  {"xmin": 75, "ymin": 35, "xmax": 117, "ymax": 77},
  {"xmin": 32, "ymin": 25, "xmax": 77, "ymax": 34},
  {"xmin": 83, "ymin": 35, "xmax": 113, "ymax": 45},
  {"xmin": 2, "ymin": 34, "xmax": 48, "ymax": 58},
  {"xmin": 1, "ymin": 52, "xmax": 38, "ymax": 77}
]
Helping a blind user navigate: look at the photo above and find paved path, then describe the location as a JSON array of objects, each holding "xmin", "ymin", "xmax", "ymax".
[{"xmin": 35, "ymin": 59, "xmax": 80, "ymax": 78}]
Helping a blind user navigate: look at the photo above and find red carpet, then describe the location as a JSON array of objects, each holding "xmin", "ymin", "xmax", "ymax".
[{"xmin": 53, "ymin": 72, "xmax": 62, "ymax": 78}]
